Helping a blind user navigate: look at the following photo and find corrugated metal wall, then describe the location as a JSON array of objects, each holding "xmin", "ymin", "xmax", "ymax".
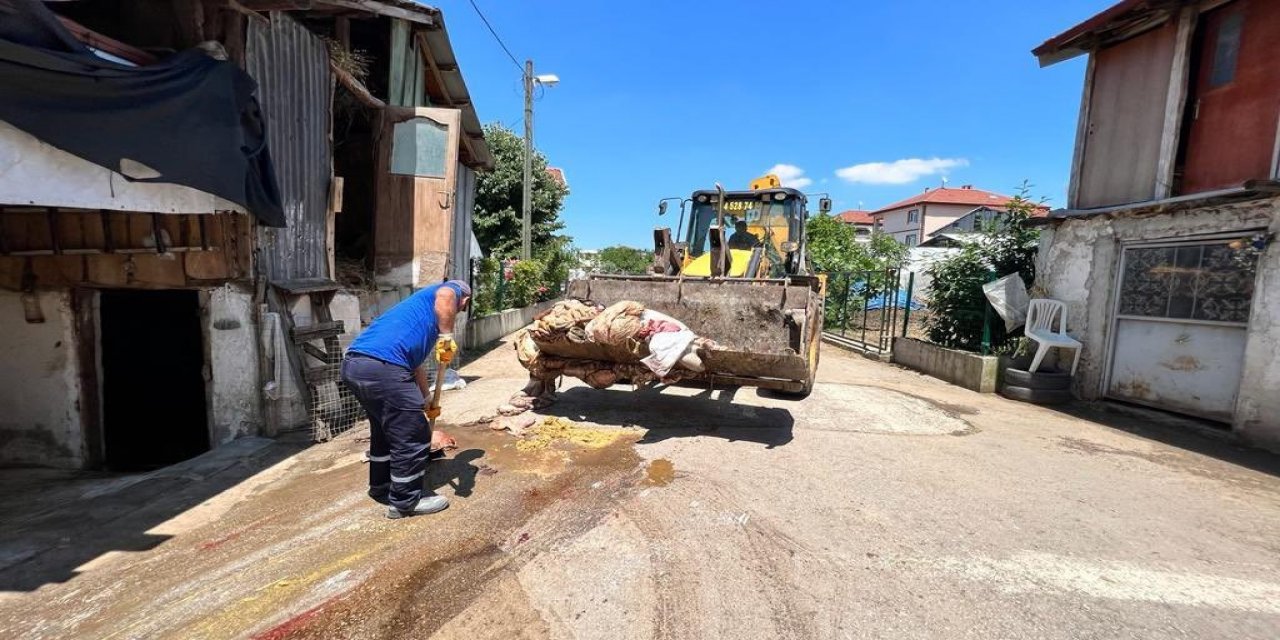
[{"xmin": 247, "ymin": 13, "xmax": 333, "ymax": 281}]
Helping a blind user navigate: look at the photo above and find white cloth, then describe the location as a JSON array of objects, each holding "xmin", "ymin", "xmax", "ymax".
[
  {"xmin": 641, "ymin": 330, "xmax": 698, "ymax": 377},
  {"xmin": 983, "ymin": 274, "xmax": 1032, "ymax": 332},
  {"xmin": 636, "ymin": 310, "xmax": 701, "ymax": 377}
]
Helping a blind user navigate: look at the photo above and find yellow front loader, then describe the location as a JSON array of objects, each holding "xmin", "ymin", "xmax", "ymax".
[{"xmin": 554, "ymin": 174, "xmax": 828, "ymax": 396}]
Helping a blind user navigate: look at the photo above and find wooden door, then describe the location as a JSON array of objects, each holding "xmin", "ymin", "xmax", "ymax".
[
  {"xmin": 1179, "ymin": 0, "xmax": 1280, "ymax": 193},
  {"xmin": 373, "ymin": 107, "xmax": 462, "ymax": 288},
  {"xmin": 1076, "ymin": 20, "xmax": 1177, "ymax": 208}
]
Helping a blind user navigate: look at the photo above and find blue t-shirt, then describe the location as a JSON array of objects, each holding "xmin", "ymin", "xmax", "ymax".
[{"xmin": 348, "ymin": 282, "xmax": 465, "ymax": 369}]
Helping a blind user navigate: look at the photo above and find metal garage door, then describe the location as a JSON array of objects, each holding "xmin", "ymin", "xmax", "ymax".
[{"xmin": 1107, "ymin": 237, "xmax": 1259, "ymax": 422}]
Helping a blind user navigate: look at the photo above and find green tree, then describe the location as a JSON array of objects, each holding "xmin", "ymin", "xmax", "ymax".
[
  {"xmin": 596, "ymin": 245, "xmax": 653, "ymax": 274},
  {"xmin": 473, "ymin": 123, "xmax": 570, "ymax": 258},
  {"xmin": 806, "ymin": 214, "xmax": 905, "ymax": 274},
  {"xmin": 806, "ymin": 213, "xmax": 907, "ymax": 330},
  {"xmin": 806, "ymin": 213, "xmax": 862, "ymax": 273},
  {"xmin": 536, "ymin": 236, "xmax": 578, "ymax": 297}
]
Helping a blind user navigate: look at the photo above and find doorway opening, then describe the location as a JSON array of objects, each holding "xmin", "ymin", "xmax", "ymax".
[
  {"xmin": 100, "ymin": 289, "xmax": 209, "ymax": 471},
  {"xmin": 333, "ymin": 82, "xmax": 381, "ymax": 283}
]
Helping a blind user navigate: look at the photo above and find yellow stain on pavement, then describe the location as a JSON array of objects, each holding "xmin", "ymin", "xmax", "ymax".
[
  {"xmin": 516, "ymin": 417, "xmax": 621, "ymax": 452},
  {"xmin": 180, "ymin": 548, "xmax": 373, "ymax": 639}
]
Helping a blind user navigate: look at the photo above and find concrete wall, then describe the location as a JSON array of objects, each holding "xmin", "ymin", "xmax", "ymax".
[
  {"xmin": 0, "ymin": 290, "xmax": 83, "ymax": 467},
  {"xmin": 922, "ymin": 204, "xmax": 980, "ymax": 239},
  {"xmin": 464, "ymin": 301, "xmax": 555, "ymax": 349},
  {"xmin": 1035, "ymin": 196, "xmax": 1280, "ymax": 450},
  {"xmin": 891, "ymin": 337, "xmax": 998, "ymax": 393},
  {"xmin": 205, "ymin": 284, "xmax": 263, "ymax": 445}
]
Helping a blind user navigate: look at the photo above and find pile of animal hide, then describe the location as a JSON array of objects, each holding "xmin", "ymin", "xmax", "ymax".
[{"xmin": 512, "ymin": 299, "xmax": 714, "ymax": 397}]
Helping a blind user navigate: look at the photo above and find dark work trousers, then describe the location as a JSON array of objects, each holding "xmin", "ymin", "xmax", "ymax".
[{"xmin": 340, "ymin": 353, "xmax": 431, "ymax": 511}]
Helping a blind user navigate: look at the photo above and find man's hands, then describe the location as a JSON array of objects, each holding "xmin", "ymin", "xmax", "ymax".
[
  {"xmin": 425, "ymin": 406, "xmax": 441, "ymax": 421},
  {"xmin": 435, "ymin": 333, "xmax": 458, "ymax": 364}
]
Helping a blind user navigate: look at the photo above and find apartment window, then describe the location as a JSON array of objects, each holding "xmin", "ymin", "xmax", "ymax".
[
  {"xmin": 904, "ymin": 234, "xmax": 918, "ymax": 248},
  {"xmin": 906, "ymin": 209, "xmax": 919, "ymax": 223}
]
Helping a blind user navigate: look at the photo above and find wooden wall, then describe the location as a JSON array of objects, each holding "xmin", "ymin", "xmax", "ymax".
[
  {"xmin": 1179, "ymin": 0, "xmax": 1280, "ymax": 193},
  {"xmin": 0, "ymin": 209, "xmax": 251, "ymax": 291},
  {"xmin": 1076, "ymin": 19, "xmax": 1178, "ymax": 209},
  {"xmin": 372, "ymin": 107, "xmax": 462, "ymax": 288}
]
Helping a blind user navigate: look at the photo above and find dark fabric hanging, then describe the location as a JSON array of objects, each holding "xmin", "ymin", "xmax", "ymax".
[{"xmin": 0, "ymin": 0, "xmax": 286, "ymax": 226}]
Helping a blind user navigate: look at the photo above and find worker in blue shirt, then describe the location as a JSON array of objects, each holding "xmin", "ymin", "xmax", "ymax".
[{"xmin": 341, "ymin": 280, "xmax": 471, "ymax": 519}]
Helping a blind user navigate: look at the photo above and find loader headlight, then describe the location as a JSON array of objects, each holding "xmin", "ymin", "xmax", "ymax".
[
  {"xmin": 773, "ymin": 193, "xmax": 786, "ymax": 201},
  {"xmin": 697, "ymin": 195, "xmax": 708, "ymax": 203},
  {"xmin": 782, "ymin": 241, "xmax": 799, "ymax": 253}
]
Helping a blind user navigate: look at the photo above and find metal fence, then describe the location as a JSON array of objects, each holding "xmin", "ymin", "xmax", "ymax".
[
  {"xmin": 821, "ymin": 268, "xmax": 1013, "ymax": 357},
  {"xmin": 822, "ymin": 268, "xmax": 918, "ymax": 354}
]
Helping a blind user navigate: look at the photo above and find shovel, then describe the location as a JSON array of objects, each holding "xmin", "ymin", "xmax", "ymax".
[{"xmin": 427, "ymin": 358, "xmax": 456, "ymax": 458}]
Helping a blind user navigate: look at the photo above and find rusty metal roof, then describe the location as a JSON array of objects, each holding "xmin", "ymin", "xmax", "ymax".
[
  {"xmin": 283, "ymin": 0, "xmax": 493, "ymax": 169},
  {"xmin": 1032, "ymin": 0, "xmax": 1183, "ymax": 67}
]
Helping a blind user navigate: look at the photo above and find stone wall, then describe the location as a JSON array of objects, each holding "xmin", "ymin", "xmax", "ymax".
[
  {"xmin": 1034, "ymin": 195, "xmax": 1280, "ymax": 450},
  {"xmin": 205, "ymin": 284, "xmax": 263, "ymax": 445},
  {"xmin": 0, "ymin": 290, "xmax": 83, "ymax": 468}
]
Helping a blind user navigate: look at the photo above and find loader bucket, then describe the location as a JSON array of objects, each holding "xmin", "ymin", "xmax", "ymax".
[{"xmin": 561, "ymin": 274, "xmax": 825, "ymax": 394}]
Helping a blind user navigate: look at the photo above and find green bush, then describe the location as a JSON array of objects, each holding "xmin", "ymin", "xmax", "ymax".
[
  {"xmin": 471, "ymin": 257, "xmax": 502, "ymax": 316},
  {"xmin": 924, "ymin": 182, "xmax": 1041, "ymax": 353},
  {"xmin": 536, "ymin": 237, "xmax": 577, "ymax": 298},
  {"xmin": 924, "ymin": 245, "xmax": 998, "ymax": 351},
  {"xmin": 506, "ymin": 259, "xmax": 546, "ymax": 308}
]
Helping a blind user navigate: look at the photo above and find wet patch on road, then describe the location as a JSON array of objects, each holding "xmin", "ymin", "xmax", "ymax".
[
  {"xmin": 1057, "ymin": 436, "xmax": 1181, "ymax": 465},
  {"xmin": 645, "ymin": 459, "xmax": 675, "ymax": 486},
  {"xmin": 257, "ymin": 422, "xmax": 648, "ymax": 639}
]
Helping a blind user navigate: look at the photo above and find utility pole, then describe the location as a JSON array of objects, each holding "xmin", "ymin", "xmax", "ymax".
[{"xmin": 522, "ymin": 59, "xmax": 534, "ymax": 261}]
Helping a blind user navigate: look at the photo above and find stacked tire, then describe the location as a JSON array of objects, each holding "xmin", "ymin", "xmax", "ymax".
[{"xmin": 1000, "ymin": 368, "xmax": 1073, "ymax": 405}]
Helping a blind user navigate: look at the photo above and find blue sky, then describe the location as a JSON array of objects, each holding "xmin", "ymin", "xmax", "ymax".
[{"xmin": 437, "ymin": 0, "xmax": 1113, "ymax": 250}]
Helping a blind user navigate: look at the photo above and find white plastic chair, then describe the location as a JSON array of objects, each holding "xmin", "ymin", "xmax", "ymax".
[{"xmin": 1025, "ymin": 299, "xmax": 1082, "ymax": 375}]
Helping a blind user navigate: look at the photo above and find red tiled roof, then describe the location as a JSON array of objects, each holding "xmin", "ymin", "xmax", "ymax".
[
  {"xmin": 545, "ymin": 167, "xmax": 567, "ymax": 188},
  {"xmin": 871, "ymin": 186, "xmax": 1019, "ymax": 215},
  {"xmin": 836, "ymin": 210, "xmax": 874, "ymax": 225}
]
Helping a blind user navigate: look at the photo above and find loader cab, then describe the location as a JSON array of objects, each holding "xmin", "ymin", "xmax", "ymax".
[{"xmin": 682, "ymin": 188, "xmax": 808, "ymax": 277}]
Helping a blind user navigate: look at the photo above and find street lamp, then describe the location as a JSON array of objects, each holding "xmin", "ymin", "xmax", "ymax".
[{"xmin": 523, "ymin": 60, "xmax": 559, "ymax": 260}]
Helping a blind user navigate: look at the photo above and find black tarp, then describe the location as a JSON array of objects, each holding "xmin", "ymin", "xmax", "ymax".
[{"xmin": 0, "ymin": 0, "xmax": 285, "ymax": 226}]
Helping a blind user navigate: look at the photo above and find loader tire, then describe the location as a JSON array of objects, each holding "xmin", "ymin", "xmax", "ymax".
[
  {"xmin": 999, "ymin": 384, "xmax": 1073, "ymax": 405},
  {"xmin": 1002, "ymin": 367, "xmax": 1072, "ymax": 390}
]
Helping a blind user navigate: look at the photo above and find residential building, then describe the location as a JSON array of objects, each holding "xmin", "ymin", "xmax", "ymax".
[
  {"xmin": 0, "ymin": 0, "xmax": 491, "ymax": 469},
  {"xmin": 546, "ymin": 167, "xmax": 568, "ymax": 189},
  {"xmin": 871, "ymin": 185, "xmax": 1025, "ymax": 247},
  {"xmin": 1032, "ymin": 0, "xmax": 1280, "ymax": 451},
  {"xmin": 836, "ymin": 210, "xmax": 875, "ymax": 239}
]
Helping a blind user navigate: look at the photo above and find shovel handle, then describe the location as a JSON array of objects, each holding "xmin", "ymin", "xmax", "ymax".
[{"xmin": 428, "ymin": 358, "xmax": 447, "ymax": 429}]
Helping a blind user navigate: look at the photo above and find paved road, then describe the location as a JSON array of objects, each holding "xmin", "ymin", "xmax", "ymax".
[{"xmin": 2, "ymin": 344, "xmax": 1279, "ymax": 639}]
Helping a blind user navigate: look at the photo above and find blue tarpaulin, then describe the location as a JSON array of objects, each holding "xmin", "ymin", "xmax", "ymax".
[{"xmin": 865, "ymin": 290, "xmax": 923, "ymax": 311}]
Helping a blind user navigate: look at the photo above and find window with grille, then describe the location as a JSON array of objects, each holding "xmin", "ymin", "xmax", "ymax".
[{"xmin": 1117, "ymin": 238, "xmax": 1260, "ymax": 324}]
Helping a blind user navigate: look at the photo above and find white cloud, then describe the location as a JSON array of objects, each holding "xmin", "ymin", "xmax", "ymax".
[
  {"xmin": 765, "ymin": 163, "xmax": 813, "ymax": 189},
  {"xmin": 834, "ymin": 157, "xmax": 969, "ymax": 185}
]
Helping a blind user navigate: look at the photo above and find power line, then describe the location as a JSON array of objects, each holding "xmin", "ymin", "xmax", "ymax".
[{"xmin": 467, "ymin": 0, "xmax": 523, "ymax": 73}]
